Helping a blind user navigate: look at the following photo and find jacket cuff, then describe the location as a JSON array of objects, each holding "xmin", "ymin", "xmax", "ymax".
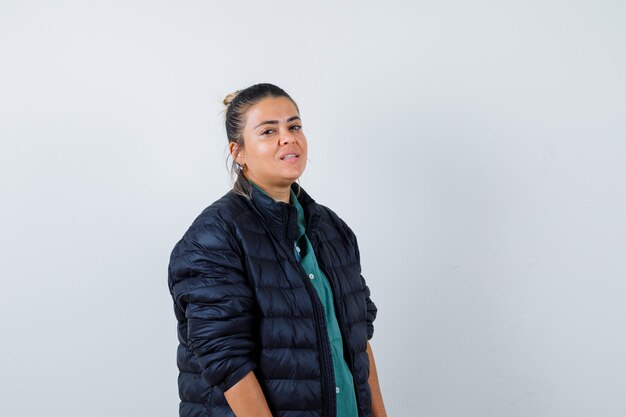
[{"xmin": 217, "ymin": 361, "xmax": 257, "ymax": 393}]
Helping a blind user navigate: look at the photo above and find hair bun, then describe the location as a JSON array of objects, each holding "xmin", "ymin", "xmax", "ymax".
[{"xmin": 223, "ymin": 90, "xmax": 240, "ymax": 107}]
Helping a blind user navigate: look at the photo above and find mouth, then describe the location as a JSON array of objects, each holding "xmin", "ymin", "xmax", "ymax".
[{"xmin": 280, "ymin": 153, "xmax": 300, "ymax": 161}]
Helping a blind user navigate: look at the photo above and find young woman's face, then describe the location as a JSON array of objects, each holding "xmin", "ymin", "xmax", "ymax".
[{"xmin": 235, "ymin": 96, "xmax": 308, "ymax": 189}]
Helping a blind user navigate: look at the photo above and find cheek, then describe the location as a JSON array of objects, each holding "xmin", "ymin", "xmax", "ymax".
[{"xmin": 250, "ymin": 145, "xmax": 276, "ymax": 164}]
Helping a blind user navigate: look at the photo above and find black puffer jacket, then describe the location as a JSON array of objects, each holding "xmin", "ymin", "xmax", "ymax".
[{"xmin": 168, "ymin": 176, "xmax": 378, "ymax": 417}]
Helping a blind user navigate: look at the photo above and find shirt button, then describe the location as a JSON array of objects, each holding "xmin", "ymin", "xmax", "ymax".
[
  {"xmin": 296, "ymin": 246, "xmax": 301, "ymax": 253},
  {"xmin": 309, "ymin": 273, "xmax": 315, "ymax": 279},
  {"xmin": 336, "ymin": 387, "xmax": 340, "ymax": 394}
]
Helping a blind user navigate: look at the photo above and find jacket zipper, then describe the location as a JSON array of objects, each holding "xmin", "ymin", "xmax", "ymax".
[
  {"xmin": 285, "ymin": 204, "xmax": 335, "ymax": 417},
  {"xmin": 248, "ymin": 203, "xmax": 336, "ymax": 417},
  {"xmin": 313, "ymin": 242, "xmax": 363, "ymax": 417},
  {"xmin": 292, "ymin": 256, "xmax": 336, "ymax": 417}
]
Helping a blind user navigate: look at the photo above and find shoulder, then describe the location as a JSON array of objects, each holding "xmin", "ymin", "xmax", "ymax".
[
  {"xmin": 169, "ymin": 190, "xmax": 249, "ymax": 264},
  {"xmin": 167, "ymin": 191, "xmax": 252, "ymax": 297},
  {"xmin": 191, "ymin": 190, "xmax": 248, "ymax": 233}
]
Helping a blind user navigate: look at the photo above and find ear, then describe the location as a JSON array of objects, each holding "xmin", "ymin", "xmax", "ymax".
[{"xmin": 229, "ymin": 142, "xmax": 245, "ymax": 165}]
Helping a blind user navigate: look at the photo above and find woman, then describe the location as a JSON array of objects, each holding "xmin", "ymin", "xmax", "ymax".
[{"xmin": 168, "ymin": 83, "xmax": 387, "ymax": 417}]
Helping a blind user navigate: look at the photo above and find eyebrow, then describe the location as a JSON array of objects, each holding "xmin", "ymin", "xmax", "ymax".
[{"xmin": 254, "ymin": 116, "xmax": 301, "ymax": 129}]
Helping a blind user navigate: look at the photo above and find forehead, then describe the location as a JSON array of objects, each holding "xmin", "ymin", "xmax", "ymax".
[{"xmin": 245, "ymin": 97, "xmax": 299, "ymax": 126}]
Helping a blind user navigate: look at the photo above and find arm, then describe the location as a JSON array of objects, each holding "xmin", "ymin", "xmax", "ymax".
[
  {"xmin": 367, "ymin": 341, "xmax": 387, "ymax": 417},
  {"xmin": 169, "ymin": 218, "xmax": 270, "ymax": 415},
  {"xmin": 223, "ymin": 370, "xmax": 273, "ymax": 417}
]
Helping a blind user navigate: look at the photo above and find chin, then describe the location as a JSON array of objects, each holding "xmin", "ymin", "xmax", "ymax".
[
  {"xmin": 284, "ymin": 167, "xmax": 306, "ymax": 180},
  {"xmin": 279, "ymin": 172, "xmax": 304, "ymax": 185}
]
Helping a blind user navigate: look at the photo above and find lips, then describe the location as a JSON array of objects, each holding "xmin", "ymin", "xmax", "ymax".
[{"xmin": 280, "ymin": 150, "xmax": 301, "ymax": 160}]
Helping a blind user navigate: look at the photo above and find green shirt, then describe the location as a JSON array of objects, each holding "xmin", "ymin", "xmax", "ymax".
[{"xmin": 250, "ymin": 181, "xmax": 359, "ymax": 417}]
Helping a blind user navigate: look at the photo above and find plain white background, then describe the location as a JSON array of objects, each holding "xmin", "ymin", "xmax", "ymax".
[{"xmin": 1, "ymin": 1, "xmax": 625, "ymax": 416}]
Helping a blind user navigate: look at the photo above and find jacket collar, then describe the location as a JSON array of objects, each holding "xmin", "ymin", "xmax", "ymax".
[{"xmin": 235, "ymin": 175, "xmax": 321, "ymax": 245}]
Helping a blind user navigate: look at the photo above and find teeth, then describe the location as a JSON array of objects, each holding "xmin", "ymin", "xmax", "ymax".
[{"xmin": 283, "ymin": 154, "xmax": 297, "ymax": 159}]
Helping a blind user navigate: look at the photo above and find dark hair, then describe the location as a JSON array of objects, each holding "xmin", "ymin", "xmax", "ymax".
[{"xmin": 223, "ymin": 83, "xmax": 300, "ymax": 199}]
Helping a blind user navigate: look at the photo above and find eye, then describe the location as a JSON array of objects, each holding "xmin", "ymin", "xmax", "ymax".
[
  {"xmin": 261, "ymin": 129, "xmax": 275, "ymax": 135},
  {"xmin": 290, "ymin": 125, "xmax": 302, "ymax": 131}
]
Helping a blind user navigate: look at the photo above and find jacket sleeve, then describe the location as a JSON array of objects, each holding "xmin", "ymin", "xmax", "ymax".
[
  {"xmin": 168, "ymin": 217, "xmax": 256, "ymax": 392},
  {"xmin": 339, "ymin": 218, "xmax": 378, "ymax": 341}
]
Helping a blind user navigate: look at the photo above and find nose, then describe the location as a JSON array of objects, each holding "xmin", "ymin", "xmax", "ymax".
[{"xmin": 281, "ymin": 134, "xmax": 295, "ymax": 145}]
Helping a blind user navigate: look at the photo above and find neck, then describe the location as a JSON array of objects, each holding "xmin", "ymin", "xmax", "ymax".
[{"xmin": 246, "ymin": 175, "xmax": 292, "ymax": 204}]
